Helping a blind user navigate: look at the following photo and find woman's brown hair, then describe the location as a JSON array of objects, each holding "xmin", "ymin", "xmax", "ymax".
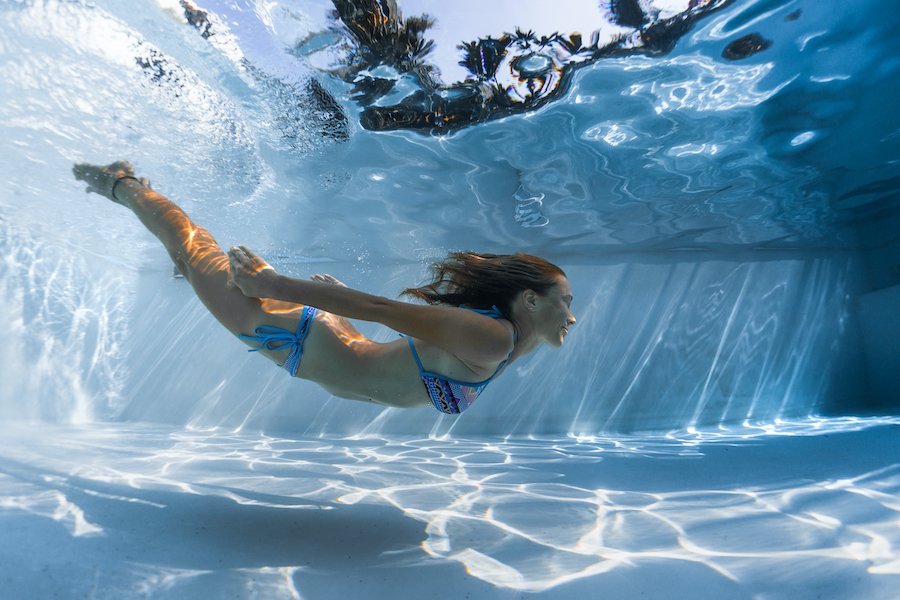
[{"xmin": 402, "ymin": 252, "xmax": 566, "ymax": 316}]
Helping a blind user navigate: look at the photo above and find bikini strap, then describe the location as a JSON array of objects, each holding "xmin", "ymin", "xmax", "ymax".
[
  {"xmin": 482, "ymin": 349, "xmax": 513, "ymax": 384},
  {"xmin": 406, "ymin": 336, "xmax": 426, "ymax": 375},
  {"xmin": 407, "ymin": 305, "xmax": 514, "ymax": 381},
  {"xmin": 464, "ymin": 305, "xmax": 505, "ymax": 319},
  {"xmin": 463, "ymin": 303, "xmax": 517, "ymax": 354}
]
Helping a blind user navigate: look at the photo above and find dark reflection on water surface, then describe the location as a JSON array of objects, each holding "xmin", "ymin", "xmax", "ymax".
[{"xmin": 320, "ymin": 0, "xmax": 739, "ymax": 132}]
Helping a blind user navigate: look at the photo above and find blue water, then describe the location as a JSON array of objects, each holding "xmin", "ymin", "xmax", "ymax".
[
  {"xmin": 0, "ymin": 0, "xmax": 898, "ymax": 597},
  {"xmin": 1, "ymin": 0, "xmax": 896, "ymax": 434}
]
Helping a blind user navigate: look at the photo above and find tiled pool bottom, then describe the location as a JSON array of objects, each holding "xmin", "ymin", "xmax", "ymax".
[{"xmin": 1, "ymin": 420, "xmax": 897, "ymax": 599}]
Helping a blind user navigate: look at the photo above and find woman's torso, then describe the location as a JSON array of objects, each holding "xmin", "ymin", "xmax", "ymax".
[{"xmin": 265, "ymin": 308, "xmax": 515, "ymax": 408}]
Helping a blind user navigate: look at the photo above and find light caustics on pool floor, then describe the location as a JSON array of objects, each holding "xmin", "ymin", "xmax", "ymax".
[{"xmin": 1, "ymin": 418, "xmax": 898, "ymax": 598}]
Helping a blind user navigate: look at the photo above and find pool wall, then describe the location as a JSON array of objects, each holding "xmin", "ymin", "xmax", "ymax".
[
  {"xmin": 0, "ymin": 233, "xmax": 874, "ymax": 434},
  {"xmin": 854, "ymin": 209, "xmax": 900, "ymax": 412}
]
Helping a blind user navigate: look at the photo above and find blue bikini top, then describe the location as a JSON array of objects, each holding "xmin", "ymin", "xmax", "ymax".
[{"xmin": 406, "ymin": 305, "xmax": 515, "ymax": 414}]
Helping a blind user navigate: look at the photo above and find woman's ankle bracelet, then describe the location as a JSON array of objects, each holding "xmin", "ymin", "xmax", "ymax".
[{"xmin": 112, "ymin": 175, "xmax": 143, "ymax": 202}]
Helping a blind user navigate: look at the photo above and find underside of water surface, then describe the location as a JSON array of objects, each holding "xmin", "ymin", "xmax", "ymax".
[{"xmin": 0, "ymin": 0, "xmax": 898, "ymax": 598}]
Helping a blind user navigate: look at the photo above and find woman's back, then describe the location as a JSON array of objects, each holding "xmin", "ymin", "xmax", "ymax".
[{"xmin": 294, "ymin": 308, "xmax": 517, "ymax": 409}]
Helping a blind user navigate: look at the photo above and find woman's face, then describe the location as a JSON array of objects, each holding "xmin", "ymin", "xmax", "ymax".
[{"xmin": 535, "ymin": 275, "xmax": 576, "ymax": 347}]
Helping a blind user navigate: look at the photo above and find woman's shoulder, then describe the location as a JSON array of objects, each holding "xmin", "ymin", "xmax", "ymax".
[{"xmin": 380, "ymin": 300, "xmax": 515, "ymax": 366}]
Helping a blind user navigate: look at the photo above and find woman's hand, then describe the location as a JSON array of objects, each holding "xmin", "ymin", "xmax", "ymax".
[
  {"xmin": 311, "ymin": 273, "xmax": 347, "ymax": 287},
  {"xmin": 227, "ymin": 245, "xmax": 278, "ymax": 298}
]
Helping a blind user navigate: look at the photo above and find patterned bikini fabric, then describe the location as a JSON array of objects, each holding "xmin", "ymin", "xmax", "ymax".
[{"xmin": 407, "ymin": 306, "xmax": 514, "ymax": 414}]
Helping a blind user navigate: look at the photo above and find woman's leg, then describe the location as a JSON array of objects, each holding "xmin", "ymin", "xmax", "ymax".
[
  {"xmin": 72, "ymin": 161, "xmax": 377, "ymax": 388},
  {"xmin": 72, "ymin": 161, "xmax": 296, "ymax": 337}
]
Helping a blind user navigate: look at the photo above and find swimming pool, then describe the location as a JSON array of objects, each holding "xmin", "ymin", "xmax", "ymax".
[{"xmin": 1, "ymin": 0, "xmax": 898, "ymax": 597}]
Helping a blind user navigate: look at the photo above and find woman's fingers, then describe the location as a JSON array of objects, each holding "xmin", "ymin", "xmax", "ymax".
[
  {"xmin": 72, "ymin": 163, "xmax": 101, "ymax": 192},
  {"xmin": 72, "ymin": 163, "xmax": 88, "ymax": 182},
  {"xmin": 238, "ymin": 245, "xmax": 258, "ymax": 260},
  {"xmin": 225, "ymin": 246, "xmax": 274, "ymax": 299},
  {"xmin": 231, "ymin": 245, "xmax": 256, "ymax": 264},
  {"xmin": 310, "ymin": 273, "xmax": 346, "ymax": 287},
  {"xmin": 229, "ymin": 246, "xmax": 274, "ymax": 274},
  {"xmin": 229, "ymin": 246, "xmax": 251, "ymax": 264},
  {"xmin": 226, "ymin": 249, "xmax": 253, "ymax": 295},
  {"xmin": 108, "ymin": 160, "xmax": 134, "ymax": 176}
]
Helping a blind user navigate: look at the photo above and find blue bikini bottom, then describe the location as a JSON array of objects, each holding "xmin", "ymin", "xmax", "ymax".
[{"xmin": 239, "ymin": 306, "xmax": 318, "ymax": 377}]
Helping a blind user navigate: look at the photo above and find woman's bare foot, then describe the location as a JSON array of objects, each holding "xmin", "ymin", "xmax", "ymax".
[{"xmin": 72, "ymin": 161, "xmax": 151, "ymax": 206}]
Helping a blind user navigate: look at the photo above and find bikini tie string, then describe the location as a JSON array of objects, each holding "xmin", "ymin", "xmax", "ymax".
[
  {"xmin": 239, "ymin": 311, "xmax": 316, "ymax": 377},
  {"xmin": 240, "ymin": 325, "xmax": 301, "ymax": 352}
]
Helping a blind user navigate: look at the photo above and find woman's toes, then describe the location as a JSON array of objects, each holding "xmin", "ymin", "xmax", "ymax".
[
  {"xmin": 72, "ymin": 163, "xmax": 94, "ymax": 182},
  {"xmin": 110, "ymin": 160, "xmax": 133, "ymax": 175}
]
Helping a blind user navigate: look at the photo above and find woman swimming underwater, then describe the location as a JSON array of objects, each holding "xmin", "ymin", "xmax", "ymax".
[{"xmin": 72, "ymin": 161, "xmax": 576, "ymax": 413}]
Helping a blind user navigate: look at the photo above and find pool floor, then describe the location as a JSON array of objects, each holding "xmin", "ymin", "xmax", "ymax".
[{"xmin": 1, "ymin": 420, "xmax": 898, "ymax": 599}]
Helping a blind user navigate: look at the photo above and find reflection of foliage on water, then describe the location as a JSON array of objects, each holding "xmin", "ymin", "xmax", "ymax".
[
  {"xmin": 332, "ymin": 0, "xmax": 437, "ymax": 83},
  {"xmin": 458, "ymin": 27, "xmax": 596, "ymax": 109},
  {"xmin": 326, "ymin": 0, "xmax": 738, "ymax": 134},
  {"xmin": 722, "ymin": 33, "xmax": 773, "ymax": 60}
]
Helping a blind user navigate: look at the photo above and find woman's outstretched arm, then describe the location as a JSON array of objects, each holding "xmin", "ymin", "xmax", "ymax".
[{"xmin": 228, "ymin": 246, "xmax": 514, "ymax": 364}]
